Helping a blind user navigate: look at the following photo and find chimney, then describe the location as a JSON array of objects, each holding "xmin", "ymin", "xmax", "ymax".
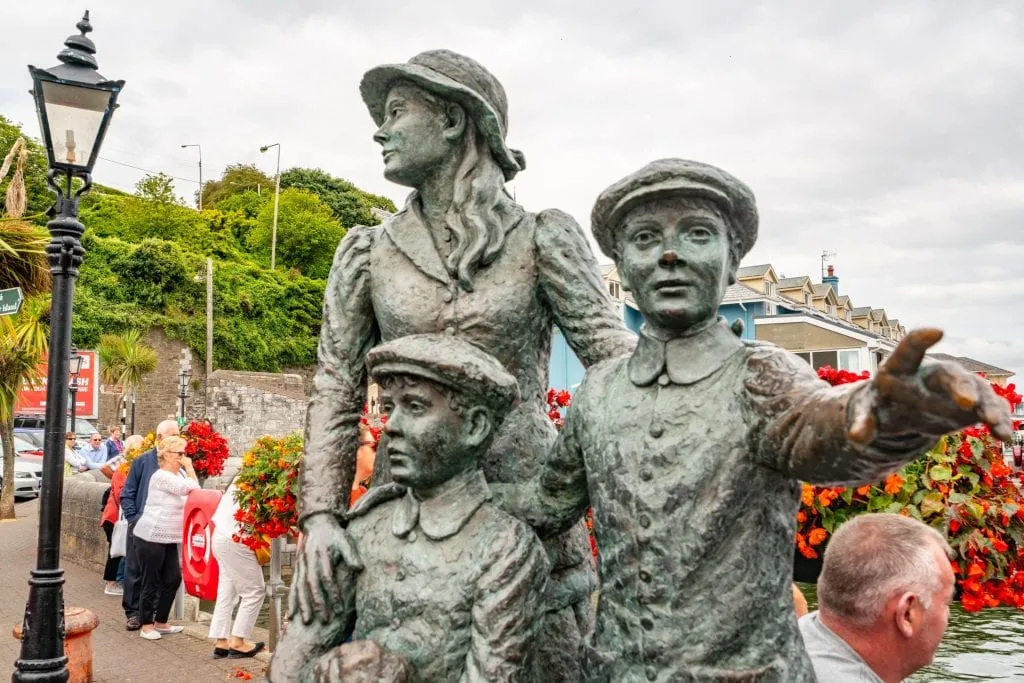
[{"xmin": 823, "ymin": 265, "xmax": 839, "ymax": 294}]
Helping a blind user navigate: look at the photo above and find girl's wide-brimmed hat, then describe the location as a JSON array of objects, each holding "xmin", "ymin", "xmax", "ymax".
[{"xmin": 360, "ymin": 49, "xmax": 526, "ymax": 181}]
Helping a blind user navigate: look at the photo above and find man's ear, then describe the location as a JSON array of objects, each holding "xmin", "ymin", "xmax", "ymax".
[
  {"xmin": 893, "ymin": 592, "xmax": 919, "ymax": 638},
  {"xmin": 443, "ymin": 102, "xmax": 468, "ymax": 142},
  {"xmin": 461, "ymin": 406, "xmax": 493, "ymax": 449}
]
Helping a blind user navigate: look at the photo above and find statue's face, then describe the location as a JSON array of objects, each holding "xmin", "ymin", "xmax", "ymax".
[
  {"xmin": 616, "ymin": 196, "xmax": 734, "ymax": 335},
  {"xmin": 379, "ymin": 377, "xmax": 476, "ymax": 491},
  {"xmin": 373, "ymin": 84, "xmax": 453, "ymax": 188}
]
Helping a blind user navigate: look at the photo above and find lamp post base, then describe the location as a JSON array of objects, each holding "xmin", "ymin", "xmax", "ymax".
[{"xmin": 12, "ymin": 568, "xmax": 68, "ymax": 682}]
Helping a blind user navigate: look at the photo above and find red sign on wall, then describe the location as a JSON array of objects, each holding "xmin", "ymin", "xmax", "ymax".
[{"xmin": 15, "ymin": 350, "xmax": 99, "ymax": 420}]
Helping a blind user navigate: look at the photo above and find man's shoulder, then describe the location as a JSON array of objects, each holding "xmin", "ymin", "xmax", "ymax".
[{"xmin": 799, "ymin": 612, "xmax": 884, "ymax": 683}]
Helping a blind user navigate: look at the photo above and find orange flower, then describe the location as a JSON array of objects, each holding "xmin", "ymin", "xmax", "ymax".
[
  {"xmin": 808, "ymin": 528, "xmax": 827, "ymax": 546},
  {"xmin": 798, "ymin": 543, "xmax": 819, "ymax": 560},
  {"xmin": 856, "ymin": 485, "xmax": 871, "ymax": 496},
  {"xmin": 796, "ymin": 511, "xmax": 807, "ymax": 524},
  {"xmin": 801, "ymin": 484, "xmax": 815, "ymax": 507},
  {"xmin": 884, "ymin": 474, "xmax": 904, "ymax": 495}
]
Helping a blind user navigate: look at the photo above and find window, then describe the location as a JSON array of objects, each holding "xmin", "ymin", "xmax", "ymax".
[
  {"xmin": 804, "ymin": 292, "xmax": 812, "ymax": 305},
  {"xmin": 795, "ymin": 352, "xmax": 811, "ymax": 365},
  {"xmin": 765, "ymin": 302, "xmax": 777, "ymax": 316},
  {"xmin": 845, "ymin": 310, "xmax": 852, "ymax": 322},
  {"xmin": 811, "ymin": 350, "xmax": 838, "ymax": 370},
  {"xmin": 827, "ymin": 304, "xmax": 836, "ymax": 316},
  {"xmin": 838, "ymin": 349, "xmax": 861, "ymax": 372},
  {"xmin": 608, "ymin": 282, "xmax": 620, "ymax": 299},
  {"xmin": 765, "ymin": 281, "xmax": 777, "ymax": 297}
]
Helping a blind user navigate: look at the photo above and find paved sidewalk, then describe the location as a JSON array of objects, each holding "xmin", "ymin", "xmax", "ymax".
[{"xmin": 0, "ymin": 499, "xmax": 267, "ymax": 682}]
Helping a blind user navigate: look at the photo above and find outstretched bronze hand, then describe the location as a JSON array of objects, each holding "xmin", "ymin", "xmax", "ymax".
[{"xmin": 848, "ymin": 328, "xmax": 1014, "ymax": 444}]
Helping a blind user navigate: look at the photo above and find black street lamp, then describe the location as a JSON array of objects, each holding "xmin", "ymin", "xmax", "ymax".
[
  {"xmin": 67, "ymin": 346, "xmax": 83, "ymax": 437},
  {"xmin": 178, "ymin": 366, "xmax": 192, "ymax": 424},
  {"xmin": 16, "ymin": 12, "xmax": 123, "ymax": 683}
]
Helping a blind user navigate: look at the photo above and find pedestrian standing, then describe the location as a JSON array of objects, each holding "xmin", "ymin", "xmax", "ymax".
[
  {"xmin": 131, "ymin": 435, "xmax": 199, "ymax": 640},
  {"xmin": 208, "ymin": 482, "xmax": 266, "ymax": 659},
  {"xmin": 119, "ymin": 419, "xmax": 180, "ymax": 631}
]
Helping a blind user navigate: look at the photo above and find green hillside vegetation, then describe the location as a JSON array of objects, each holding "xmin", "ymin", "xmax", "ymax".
[{"xmin": 0, "ymin": 115, "xmax": 397, "ymax": 372}]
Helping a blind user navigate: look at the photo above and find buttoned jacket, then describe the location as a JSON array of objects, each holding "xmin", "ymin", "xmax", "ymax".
[{"xmin": 531, "ymin": 322, "xmax": 934, "ymax": 682}]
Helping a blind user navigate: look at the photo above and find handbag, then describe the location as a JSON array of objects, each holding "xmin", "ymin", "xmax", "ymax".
[{"xmin": 110, "ymin": 510, "xmax": 128, "ymax": 558}]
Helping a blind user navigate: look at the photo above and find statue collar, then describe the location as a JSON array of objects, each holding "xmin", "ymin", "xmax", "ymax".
[
  {"xmin": 391, "ymin": 469, "xmax": 491, "ymax": 541},
  {"xmin": 381, "ymin": 192, "xmax": 526, "ymax": 286},
  {"xmin": 627, "ymin": 319, "xmax": 744, "ymax": 387}
]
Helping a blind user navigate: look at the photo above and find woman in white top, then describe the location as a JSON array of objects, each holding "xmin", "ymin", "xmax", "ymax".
[
  {"xmin": 132, "ymin": 435, "xmax": 200, "ymax": 640},
  {"xmin": 208, "ymin": 482, "xmax": 266, "ymax": 659}
]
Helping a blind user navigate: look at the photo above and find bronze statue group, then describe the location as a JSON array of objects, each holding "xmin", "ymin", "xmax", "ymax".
[{"xmin": 267, "ymin": 50, "xmax": 1013, "ymax": 682}]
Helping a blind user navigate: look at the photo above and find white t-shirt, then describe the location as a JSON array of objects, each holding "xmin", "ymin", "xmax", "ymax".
[
  {"xmin": 132, "ymin": 469, "xmax": 200, "ymax": 544},
  {"xmin": 211, "ymin": 483, "xmax": 243, "ymax": 541},
  {"xmin": 799, "ymin": 611, "xmax": 885, "ymax": 683}
]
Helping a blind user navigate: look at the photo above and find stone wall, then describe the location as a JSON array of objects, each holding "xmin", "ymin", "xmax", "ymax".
[
  {"xmin": 97, "ymin": 328, "xmax": 208, "ymax": 437},
  {"xmin": 206, "ymin": 370, "xmax": 307, "ymax": 457},
  {"xmin": 60, "ymin": 473, "xmax": 113, "ymax": 574}
]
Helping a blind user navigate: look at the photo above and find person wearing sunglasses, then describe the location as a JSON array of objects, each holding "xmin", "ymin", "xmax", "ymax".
[{"xmin": 130, "ymin": 435, "xmax": 199, "ymax": 641}]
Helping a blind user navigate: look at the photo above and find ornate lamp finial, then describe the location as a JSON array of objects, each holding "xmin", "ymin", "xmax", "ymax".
[{"xmin": 57, "ymin": 10, "xmax": 98, "ymax": 70}]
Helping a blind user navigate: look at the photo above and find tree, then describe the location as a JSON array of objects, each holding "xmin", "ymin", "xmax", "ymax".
[
  {"xmin": 201, "ymin": 164, "xmax": 275, "ymax": 209},
  {"xmin": 279, "ymin": 167, "xmax": 396, "ymax": 228},
  {"xmin": 0, "ymin": 304, "xmax": 47, "ymax": 519},
  {"xmin": 246, "ymin": 188, "xmax": 345, "ymax": 279},
  {"xmin": 97, "ymin": 329, "xmax": 158, "ymax": 433},
  {"xmin": 135, "ymin": 173, "xmax": 181, "ymax": 205}
]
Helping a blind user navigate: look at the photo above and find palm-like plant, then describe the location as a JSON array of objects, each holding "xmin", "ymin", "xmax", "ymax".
[
  {"xmin": 97, "ymin": 330, "xmax": 158, "ymax": 431},
  {"xmin": 0, "ymin": 222, "xmax": 49, "ymax": 297},
  {"xmin": 0, "ymin": 310, "xmax": 46, "ymax": 519}
]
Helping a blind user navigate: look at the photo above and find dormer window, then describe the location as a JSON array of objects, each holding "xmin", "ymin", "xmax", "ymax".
[
  {"xmin": 804, "ymin": 292, "xmax": 812, "ymax": 305},
  {"xmin": 765, "ymin": 281, "xmax": 776, "ymax": 297},
  {"xmin": 608, "ymin": 282, "xmax": 620, "ymax": 299}
]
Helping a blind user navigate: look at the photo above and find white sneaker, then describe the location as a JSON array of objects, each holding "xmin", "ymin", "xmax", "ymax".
[
  {"xmin": 155, "ymin": 625, "xmax": 183, "ymax": 635},
  {"xmin": 140, "ymin": 629, "xmax": 162, "ymax": 640},
  {"xmin": 104, "ymin": 584, "xmax": 123, "ymax": 596}
]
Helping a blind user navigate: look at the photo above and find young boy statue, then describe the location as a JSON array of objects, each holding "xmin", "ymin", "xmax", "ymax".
[
  {"xmin": 507, "ymin": 159, "xmax": 1012, "ymax": 681},
  {"xmin": 269, "ymin": 334, "xmax": 549, "ymax": 682}
]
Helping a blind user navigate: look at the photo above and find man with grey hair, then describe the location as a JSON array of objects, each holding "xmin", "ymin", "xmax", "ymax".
[{"xmin": 800, "ymin": 513, "xmax": 956, "ymax": 682}]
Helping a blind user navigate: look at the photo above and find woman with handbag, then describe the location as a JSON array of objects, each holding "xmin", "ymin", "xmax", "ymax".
[
  {"xmin": 131, "ymin": 435, "xmax": 200, "ymax": 641},
  {"xmin": 100, "ymin": 435, "xmax": 142, "ymax": 595},
  {"xmin": 208, "ymin": 481, "xmax": 266, "ymax": 659}
]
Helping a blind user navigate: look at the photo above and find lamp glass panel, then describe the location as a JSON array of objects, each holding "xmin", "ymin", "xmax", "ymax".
[{"xmin": 40, "ymin": 81, "xmax": 109, "ymax": 167}]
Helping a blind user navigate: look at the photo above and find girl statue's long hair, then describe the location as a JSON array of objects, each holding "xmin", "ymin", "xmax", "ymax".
[{"xmin": 443, "ymin": 113, "xmax": 513, "ymax": 293}]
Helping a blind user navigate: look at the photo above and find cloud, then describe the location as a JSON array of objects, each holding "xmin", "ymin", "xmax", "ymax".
[{"xmin": 4, "ymin": 0, "xmax": 1021, "ymax": 378}]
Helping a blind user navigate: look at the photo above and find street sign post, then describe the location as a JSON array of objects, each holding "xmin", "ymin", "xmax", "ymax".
[{"xmin": 0, "ymin": 287, "xmax": 25, "ymax": 316}]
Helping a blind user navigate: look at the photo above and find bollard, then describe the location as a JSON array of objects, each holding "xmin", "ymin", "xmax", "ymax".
[{"xmin": 14, "ymin": 607, "xmax": 99, "ymax": 683}]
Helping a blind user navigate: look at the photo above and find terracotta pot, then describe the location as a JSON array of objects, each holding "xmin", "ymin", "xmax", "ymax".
[{"xmin": 13, "ymin": 606, "xmax": 99, "ymax": 682}]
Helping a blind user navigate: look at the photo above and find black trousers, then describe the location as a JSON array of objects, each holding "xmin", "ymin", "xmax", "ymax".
[
  {"xmin": 100, "ymin": 521, "xmax": 122, "ymax": 582},
  {"xmin": 121, "ymin": 524, "xmax": 142, "ymax": 619},
  {"xmin": 134, "ymin": 537, "xmax": 181, "ymax": 626}
]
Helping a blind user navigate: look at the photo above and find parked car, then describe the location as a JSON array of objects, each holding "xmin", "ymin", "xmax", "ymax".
[
  {"xmin": 14, "ymin": 415, "xmax": 99, "ymax": 450},
  {"xmin": 0, "ymin": 434, "xmax": 43, "ymax": 500}
]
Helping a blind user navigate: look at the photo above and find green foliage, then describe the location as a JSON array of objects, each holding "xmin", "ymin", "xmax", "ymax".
[
  {"xmin": 135, "ymin": 173, "xmax": 182, "ymax": 205},
  {"xmin": 246, "ymin": 188, "xmax": 345, "ymax": 279},
  {"xmin": 97, "ymin": 329, "xmax": 158, "ymax": 393},
  {"xmin": 0, "ymin": 222, "xmax": 49, "ymax": 296},
  {"xmin": 280, "ymin": 167, "xmax": 396, "ymax": 227},
  {"xmin": 201, "ymin": 164, "xmax": 275, "ymax": 209}
]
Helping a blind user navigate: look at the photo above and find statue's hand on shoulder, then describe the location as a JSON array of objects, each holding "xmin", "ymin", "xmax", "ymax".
[
  {"xmin": 848, "ymin": 328, "xmax": 1014, "ymax": 444},
  {"xmin": 289, "ymin": 513, "xmax": 363, "ymax": 625},
  {"xmin": 312, "ymin": 640, "xmax": 411, "ymax": 683}
]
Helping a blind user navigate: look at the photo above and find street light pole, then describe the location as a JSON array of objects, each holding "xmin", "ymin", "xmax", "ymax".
[
  {"xmin": 260, "ymin": 142, "xmax": 281, "ymax": 271},
  {"xmin": 181, "ymin": 143, "xmax": 202, "ymax": 210},
  {"xmin": 19, "ymin": 12, "xmax": 124, "ymax": 682},
  {"xmin": 68, "ymin": 346, "xmax": 82, "ymax": 434}
]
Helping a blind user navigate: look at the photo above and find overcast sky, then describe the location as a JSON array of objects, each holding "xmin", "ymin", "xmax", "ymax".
[{"xmin": 5, "ymin": 1, "xmax": 1023, "ymax": 381}]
